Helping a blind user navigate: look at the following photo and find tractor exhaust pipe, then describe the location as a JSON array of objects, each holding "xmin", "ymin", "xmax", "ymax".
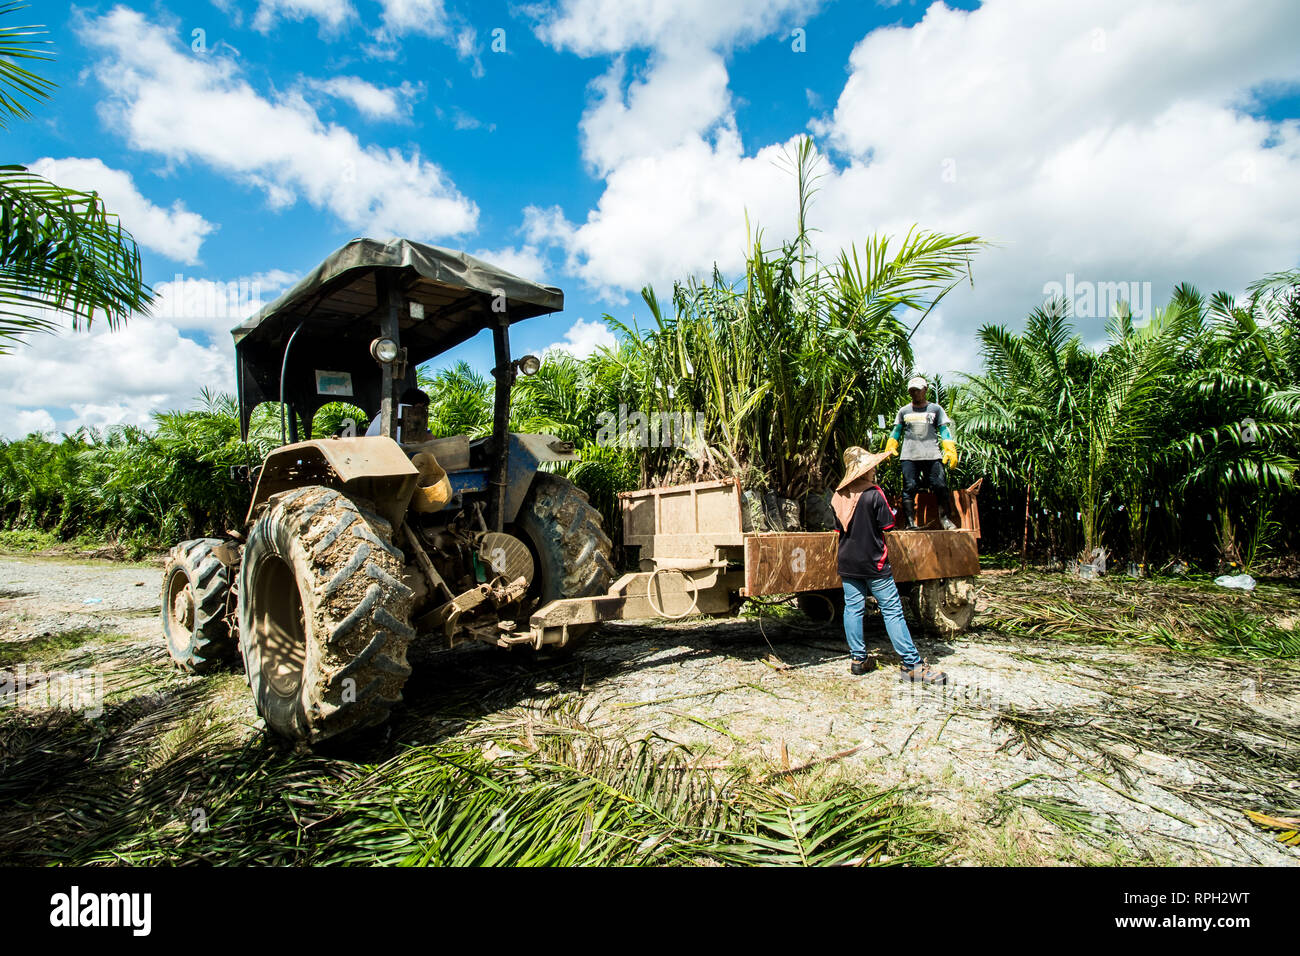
[{"xmin": 488, "ymin": 315, "xmax": 513, "ymax": 532}]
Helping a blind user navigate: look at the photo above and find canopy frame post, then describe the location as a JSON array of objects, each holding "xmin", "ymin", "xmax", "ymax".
[{"xmin": 378, "ymin": 271, "xmax": 404, "ymax": 441}]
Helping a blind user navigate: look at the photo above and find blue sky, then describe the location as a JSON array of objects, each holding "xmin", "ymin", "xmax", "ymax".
[{"xmin": 2, "ymin": 0, "xmax": 1298, "ymax": 437}]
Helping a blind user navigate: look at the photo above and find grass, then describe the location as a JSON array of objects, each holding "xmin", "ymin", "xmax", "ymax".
[
  {"xmin": 982, "ymin": 690, "xmax": 1300, "ymax": 830},
  {"xmin": 980, "ymin": 568, "xmax": 1300, "ymax": 660},
  {"xmin": 0, "ymin": 529, "xmax": 161, "ymax": 566},
  {"xmin": 0, "ymin": 627, "xmax": 135, "ymax": 666},
  {"xmin": 0, "ymin": 686, "xmax": 947, "ymax": 867},
  {"xmin": 0, "ymin": 528, "xmax": 67, "ymax": 551}
]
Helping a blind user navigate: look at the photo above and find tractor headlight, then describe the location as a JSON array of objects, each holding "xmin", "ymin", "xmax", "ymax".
[
  {"xmin": 370, "ymin": 337, "xmax": 400, "ymax": 364},
  {"xmin": 517, "ymin": 354, "xmax": 541, "ymax": 376}
]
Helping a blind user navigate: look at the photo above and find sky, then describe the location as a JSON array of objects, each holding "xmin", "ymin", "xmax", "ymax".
[{"xmin": 2, "ymin": 0, "xmax": 1298, "ymax": 438}]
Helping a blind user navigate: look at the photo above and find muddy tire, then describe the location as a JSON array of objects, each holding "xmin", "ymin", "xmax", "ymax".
[
  {"xmin": 909, "ymin": 576, "xmax": 977, "ymax": 637},
  {"xmin": 161, "ymin": 538, "xmax": 236, "ymax": 672},
  {"xmin": 513, "ymin": 472, "xmax": 615, "ymax": 648},
  {"xmin": 238, "ymin": 486, "xmax": 414, "ymax": 743}
]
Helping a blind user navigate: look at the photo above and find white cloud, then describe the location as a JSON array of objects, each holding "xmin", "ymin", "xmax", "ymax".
[
  {"xmin": 368, "ymin": 0, "xmax": 482, "ymax": 74},
  {"xmin": 80, "ymin": 6, "xmax": 478, "ymax": 240},
  {"xmin": 524, "ymin": 135, "xmax": 799, "ymax": 299},
  {"xmin": 0, "ymin": 265, "xmax": 298, "ymax": 438},
  {"xmin": 471, "ymin": 245, "xmax": 548, "ymax": 282},
  {"xmin": 0, "ymin": 317, "xmax": 235, "ymax": 439},
  {"xmin": 253, "ymin": 0, "xmax": 355, "ymax": 33},
  {"xmin": 529, "ymin": 0, "xmax": 822, "ymax": 55},
  {"xmin": 304, "ymin": 76, "xmax": 422, "ymax": 121},
  {"xmin": 518, "ymin": 0, "xmax": 822, "ymax": 296},
  {"xmin": 805, "ymin": 0, "xmax": 1300, "ymax": 370},
  {"xmin": 580, "ymin": 51, "xmax": 733, "ymax": 175},
  {"xmin": 147, "ymin": 269, "xmax": 297, "ymax": 338},
  {"xmin": 544, "ymin": 318, "xmax": 616, "ymax": 358},
  {"xmin": 449, "ymin": 107, "xmax": 493, "ymax": 132},
  {"xmin": 376, "ymin": 0, "xmax": 449, "ymax": 36},
  {"xmin": 522, "ymin": 204, "xmax": 577, "ymax": 248},
  {"xmin": 906, "ymin": 310, "xmax": 978, "ymax": 384},
  {"xmin": 525, "ymin": 0, "xmax": 1300, "ymax": 376},
  {"xmin": 27, "ymin": 157, "xmax": 215, "ymax": 265},
  {"xmin": 0, "ymin": 406, "xmax": 56, "ymax": 438}
]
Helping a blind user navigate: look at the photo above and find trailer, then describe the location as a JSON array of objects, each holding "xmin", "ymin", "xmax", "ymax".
[{"xmin": 522, "ymin": 477, "xmax": 983, "ymax": 647}]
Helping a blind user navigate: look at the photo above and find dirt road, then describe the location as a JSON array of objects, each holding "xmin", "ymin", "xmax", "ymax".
[{"xmin": 2, "ymin": 553, "xmax": 1298, "ymax": 865}]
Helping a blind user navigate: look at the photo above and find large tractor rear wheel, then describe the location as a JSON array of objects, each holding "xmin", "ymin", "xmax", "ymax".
[
  {"xmin": 238, "ymin": 486, "xmax": 415, "ymax": 743},
  {"xmin": 513, "ymin": 472, "xmax": 615, "ymax": 648},
  {"xmin": 161, "ymin": 538, "xmax": 236, "ymax": 672}
]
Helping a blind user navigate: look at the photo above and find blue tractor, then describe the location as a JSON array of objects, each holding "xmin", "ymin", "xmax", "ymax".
[{"xmin": 159, "ymin": 239, "xmax": 614, "ymax": 743}]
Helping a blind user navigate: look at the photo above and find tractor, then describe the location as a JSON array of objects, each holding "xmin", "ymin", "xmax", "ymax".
[{"xmin": 160, "ymin": 238, "xmax": 614, "ymax": 743}]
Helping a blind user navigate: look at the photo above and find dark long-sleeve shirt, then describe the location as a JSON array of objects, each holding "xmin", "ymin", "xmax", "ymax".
[{"xmin": 834, "ymin": 484, "xmax": 896, "ymax": 579}]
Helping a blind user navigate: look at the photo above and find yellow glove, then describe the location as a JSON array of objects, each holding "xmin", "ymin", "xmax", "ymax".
[
  {"xmin": 884, "ymin": 437, "xmax": 900, "ymax": 457},
  {"xmin": 941, "ymin": 439, "xmax": 959, "ymax": 469}
]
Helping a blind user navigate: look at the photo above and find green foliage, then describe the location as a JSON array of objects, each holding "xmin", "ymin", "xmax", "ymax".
[
  {"xmin": 0, "ymin": 689, "xmax": 943, "ymax": 866},
  {"xmin": 604, "ymin": 140, "xmax": 983, "ymax": 497},
  {"xmin": 0, "ymin": 391, "xmax": 277, "ymax": 548},
  {"xmin": 960, "ymin": 274, "xmax": 1299, "ymax": 569},
  {"xmin": 313, "ymin": 401, "xmax": 369, "ymax": 438},
  {"xmin": 0, "ymin": 5, "xmax": 152, "ymax": 351},
  {"xmin": 420, "ymin": 360, "xmax": 493, "ymax": 438},
  {"xmin": 2, "ymin": 120, "xmax": 1294, "ymax": 573}
]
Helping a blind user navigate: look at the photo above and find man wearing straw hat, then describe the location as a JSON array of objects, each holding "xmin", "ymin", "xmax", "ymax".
[{"xmin": 833, "ymin": 446, "xmax": 947, "ymax": 684}]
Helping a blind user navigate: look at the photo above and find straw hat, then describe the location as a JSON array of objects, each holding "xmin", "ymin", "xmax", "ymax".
[
  {"xmin": 410, "ymin": 452, "xmax": 452, "ymax": 513},
  {"xmin": 836, "ymin": 445, "xmax": 893, "ymax": 491}
]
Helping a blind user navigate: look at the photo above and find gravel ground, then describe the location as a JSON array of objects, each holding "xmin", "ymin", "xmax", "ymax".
[
  {"xmin": 3, "ymin": 552, "xmax": 1298, "ymax": 866},
  {"xmin": 0, "ymin": 555, "xmax": 162, "ymax": 644}
]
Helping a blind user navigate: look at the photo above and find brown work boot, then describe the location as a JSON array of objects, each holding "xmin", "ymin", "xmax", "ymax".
[{"xmin": 900, "ymin": 662, "xmax": 947, "ymax": 685}]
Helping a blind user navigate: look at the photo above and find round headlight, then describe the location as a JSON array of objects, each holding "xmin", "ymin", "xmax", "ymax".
[
  {"xmin": 370, "ymin": 337, "xmax": 400, "ymax": 363},
  {"xmin": 517, "ymin": 354, "xmax": 541, "ymax": 376}
]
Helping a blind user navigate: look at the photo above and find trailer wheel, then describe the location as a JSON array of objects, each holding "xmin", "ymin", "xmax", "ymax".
[
  {"xmin": 161, "ymin": 538, "xmax": 236, "ymax": 672},
  {"xmin": 239, "ymin": 486, "xmax": 414, "ymax": 743},
  {"xmin": 910, "ymin": 575, "xmax": 977, "ymax": 637},
  {"xmin": 514, "ymin": 472, "xmax": 615, "ymax": 648},
  {"xmin": 796, "ymin": 589, "xmax": 844, "ymax": 625}
]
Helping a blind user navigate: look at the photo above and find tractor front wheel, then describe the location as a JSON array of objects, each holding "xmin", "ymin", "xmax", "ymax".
[
  {"xmin": 238, "ymin": 486, "xmax": 415, "ymax": 743},
  {"xmin": 161, "ymin": 538, "xmax": 236, "ymax": 672},
  {"xmin": 513, "ymin": 472, "xmax": 615, "ymax": 648}
]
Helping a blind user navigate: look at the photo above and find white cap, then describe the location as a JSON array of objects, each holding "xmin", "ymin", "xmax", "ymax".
[{"xmin": 907, "ymin": 376, "xmax": 928, "ymax": 391}]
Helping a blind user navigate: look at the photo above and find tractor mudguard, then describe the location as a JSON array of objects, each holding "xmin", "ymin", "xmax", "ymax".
[
  {"xmin": 245, "ymin": 437, "xmax": 419, "ymax": 528},
  {"xmin": 502, "ymin": 433, "xmax": 580, "ymax": 524}
]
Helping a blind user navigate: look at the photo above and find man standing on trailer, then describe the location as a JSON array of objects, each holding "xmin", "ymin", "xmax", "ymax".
[
  {"xmin": 832, "ymin": 446, "xmax": 947, "ymax": 684},
  {"xmin": 884, "ymin": 376, "xmax": 959, "ymax": 530}
]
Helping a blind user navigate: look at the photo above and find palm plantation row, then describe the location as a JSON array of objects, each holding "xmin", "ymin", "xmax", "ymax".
[{"xmin": 4, "ymin": 243, "xmax": 1296, "ymax": 574}]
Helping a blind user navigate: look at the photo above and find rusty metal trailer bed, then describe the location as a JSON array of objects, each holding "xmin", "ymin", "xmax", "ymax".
[{"xmin": 524, "ymin": 477, "xmax": 982, "ymax": 647}]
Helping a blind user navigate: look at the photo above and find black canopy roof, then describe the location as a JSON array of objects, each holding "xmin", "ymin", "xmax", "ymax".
[{"xmin": 233, "ymin": 238, "xmax": 564, "ymax": 440}]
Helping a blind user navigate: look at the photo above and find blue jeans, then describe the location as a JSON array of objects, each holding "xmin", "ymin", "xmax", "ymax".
[{"xmin": 842, "ymin": 575, "xmax": 922, "ymax": 669}]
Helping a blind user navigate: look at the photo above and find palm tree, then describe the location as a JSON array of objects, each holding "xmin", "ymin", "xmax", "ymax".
[
  {"xmin": 0, "ymin": 3, "xmax": 152, "ymax": 353},
  {"xmin": 960, "ymin": 298, "xmax": 1184, "ymax": 564},
  {"xmin": 419, "ymin": 361, "xmax": 494, "ymax": 438},
  {"xmin": 960, "ymin": 299, "xmax": 1080, "ymax": 561},
  {"xmin": 1169, "ymin": 274, "xmax": 1298, "ymax": 566},
  {"xmin": 606, "ymin": 137, "xmax": 984, "ymax": 500}
]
